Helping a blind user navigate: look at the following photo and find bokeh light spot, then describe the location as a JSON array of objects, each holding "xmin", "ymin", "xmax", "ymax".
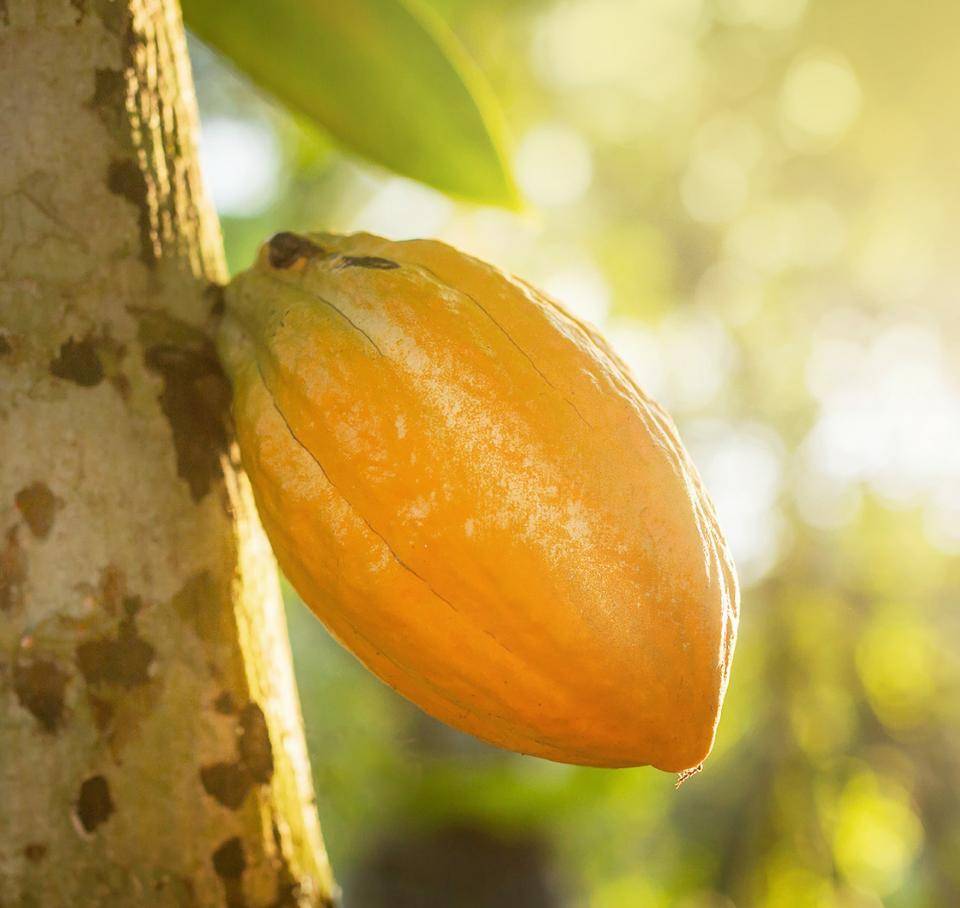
[
  {"xmin": 716, "ymin": 0, "xmax": 807, "ymax": 30},
  {"xmin": 832, "ymin": 772, "xmax": 923, "ymax": 896},
  {"xmin": 685, "ymin": 420, "xmax": 785, "ymax": 585},
  {"xmin": 348, "ymin": 177, "xmax": 454, "ymax": 240},
  {"xmin": 780, "ymin": 51, "xmax": 862, "ymax": 151},
  {"xmin": 543, "ymin": 261, "xmax": 612, "ymax": 326},
  {"xmin": 515, "ymin": 122, "xmax": 594, "ymax": 207},
  {"xmin": 199, "ymin": 116, "xmax": 281, "ymax": 216},
  {"xmin": 856, "ymin": 610, "xmax": 937, "ymax": 730}
]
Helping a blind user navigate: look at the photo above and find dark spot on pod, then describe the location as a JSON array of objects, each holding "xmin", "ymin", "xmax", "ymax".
[
  {"xmin": 50, "ymin": 337, "xmax": 104, "ymax": 387},
  {"xmin": 338, "ymin": 255, "xmax": 399, "ymax": 270},
  {"xmin": 213, "ymin": 837, "xmax": 246, "ymax": 878},
  {"xmin": 15, "ymin": 481, "xmax": 61, "ymax": 539},
  {"xmin": 0, "ymin": 334, "xmax": 12, "ymax": 355},
  {"xmin": 267, "ymin": 232, "xmax": 324, "ymax": 269},
  {"xmin": 14, "ymin": 658, "xmax": 70, "ymax": 732},
  {"xmin": 200, "ymin": 761, "xmax": 253, "ymax": 810},
  {"xmin": 24, "ymin": 842, "xmax": 48, "ymax": 862},
  {"xmin": 76, "ymin": 775, "xmax": 114, "ymax": 832}
]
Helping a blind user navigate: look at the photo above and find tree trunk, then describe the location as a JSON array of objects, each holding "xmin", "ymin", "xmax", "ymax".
[{"xmin": 0, "ymin": 1, "xmax": 336, "ymax": 905}]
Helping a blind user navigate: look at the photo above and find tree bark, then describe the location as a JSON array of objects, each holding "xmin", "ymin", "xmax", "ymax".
[{"xmin": 0, "ymin": 1, "xmax": 335, "ymax": 905}]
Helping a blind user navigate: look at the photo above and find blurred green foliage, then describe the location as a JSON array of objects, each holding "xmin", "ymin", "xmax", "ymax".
[
  {"xmin": 190, "ymin": 0, "xmax": 960, "ymax": 903},
  {"xmin": 182, "ymin": 0, "xmax": 517, "ymax": 206}
]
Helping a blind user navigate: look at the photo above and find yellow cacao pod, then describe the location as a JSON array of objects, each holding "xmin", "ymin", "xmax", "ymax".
[{"xmin": 219, "ymin": 231, "xmax": 738, "ymax": 772}]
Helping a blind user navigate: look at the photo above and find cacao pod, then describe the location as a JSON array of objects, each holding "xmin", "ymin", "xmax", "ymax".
[{"xmin": 218, "ymin": 230, "xmax": 739, "ymax": 772}]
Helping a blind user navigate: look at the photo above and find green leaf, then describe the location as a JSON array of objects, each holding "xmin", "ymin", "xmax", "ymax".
[{"xmin": 182, "ymin": 0, "xmax": 519, "ymax": 208}]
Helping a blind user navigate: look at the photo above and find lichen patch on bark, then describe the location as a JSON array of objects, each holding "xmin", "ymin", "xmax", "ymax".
[
  {"xmin": 13, "ymin": 655, "xmax": 71, "ymax": 732},
  {"xmin": 0, "ymin": 527, "xmax": 27, "ymax": 612},
  {"xmin": 200, "ymin": 761, "xmax": 254, "ymax": 811},
  {"xmin": 14, "ymin": 481, "xmax": 61, "ymax": 539},
  {"xmin": 88, "ymin": 66, "xmax": 127, "ymax": 136},
  {"xmin": 200, "ymin": 699, "xmax": 276, "ymax": 809},
  {"xmin": 214, "ymin": 690, "xmax": 237, "ymax": 714},
  {"xmin": 107, "ymin": 157, "xmax": 156, "ymax": 266},
  {"xmin": 213, "ymin": 837, "xmax": 247, "ymax": 879},
  {"xmin": 76, "ymin": 613, "xmax": 156, "ymax": 689},
  {"xmin": 73, "ymin": 582, "xmax": 164, "ymax": 759},
  {"xmin": 143, "ymin": 336, "xmax": 230, "ymax": 503},
  {"xmin": 23, "ymin": 842, "xmax": 48, "ymax": 863},
  {"xmin": 238, "ymin": 702, "xmax": 274, "ymax": 784},
  {"xmin": 75, "ymin": 775, "xmax": 115, "ymax": 833},
  {"xmin": 172, "ymin": 568, "xmax": 227, "ymax": 641},
  {"xmin": 49, "ymin": 336, "xmax": 104, "ymax": 386},
  {"xmin": 213, "ymin": 836, "xmax": 249, "ymax": 908}
]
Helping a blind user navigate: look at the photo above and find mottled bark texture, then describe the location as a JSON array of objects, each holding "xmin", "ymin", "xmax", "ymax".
[{"xmin": 0, "ymin": 1, "xmax": 335, "ymax": 905}]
